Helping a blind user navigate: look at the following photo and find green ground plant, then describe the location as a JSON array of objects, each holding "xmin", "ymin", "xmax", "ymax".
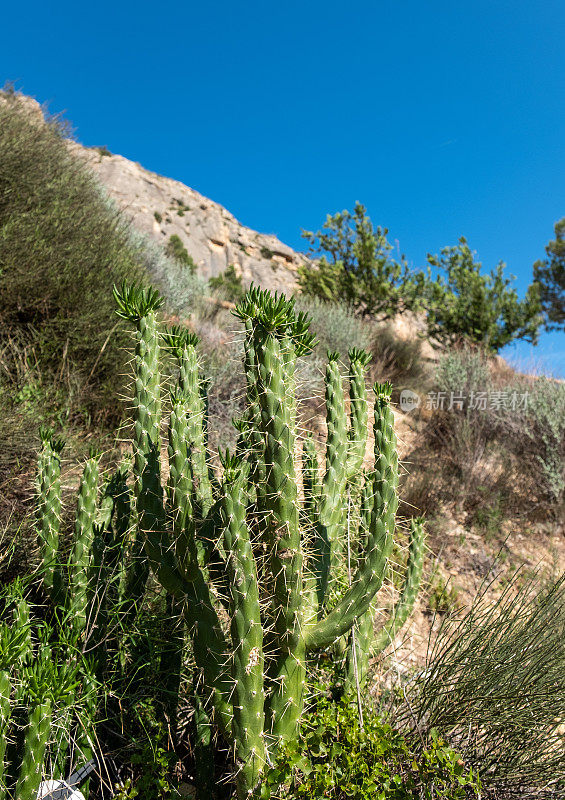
[
  {"xmin": 208, "ymin": 264, "xmax": 245, "ymax": 302},
  {"xmin": 0, "ymin": 586, "xmax": 94, "ymax": 800},
  {"xmin": 260, "ymin": 695, "xmax": 480, "ymax": 800}
]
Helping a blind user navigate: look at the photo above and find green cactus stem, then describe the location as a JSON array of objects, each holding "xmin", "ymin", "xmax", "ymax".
[
  {"xmin": 346, "ymin": 348, "xmax": 371, "ymax": 479},
  {"xmin": 314, "ymin": 352, "xmax": 348, "ymax": 605},
  {"xmin": 163, "ymin": 327, "xmax": 213, "ymax": 519},
  {"xmin": 68, "ymin": 455, "xmax": 101, "ymax": 640},
  {"xmin": 192, "ymin": 681, "xmax": 215, "ymax": 800},
  {"xmin": 219, "ymin": 453, "xmax": 265, "ymax": 797},
  {"xmin": 114, "ymin": 281, "xmax": 168, "ymax": 608},
  {"xmin": 251, "ymin": 314, "xmax": 305, "ymax": 744},
  {"xmin": 36, "ymin": 429, "xmax": 65, "ymax": 603},
  {"xmin": 303, "ymin": 383, "xmax": 398, "ymax": 651},
  {"xmin": 14, "ymin": 700, "xmax": 52, "ymax": 800},
  {"xmin": 372, "ymin": 518, "xmax": 426, "ymax": 655},
  {"xmin": 0, "ymin": 665, "xmax": 12, "ymax": 800}
]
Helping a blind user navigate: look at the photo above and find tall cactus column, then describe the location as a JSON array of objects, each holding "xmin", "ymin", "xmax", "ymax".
[
  {"xmin": 315, "ymin": 352, "xmax": 348, "ymax": 605},
  {"xmin": 372, "ymin": 518, "xmax": 425, "ymax": 655},
  {"xmin": 36, "ymin": 429, "xmax": 65, "ymax": 603},
  {"xmin": 69, "ymin": 454, "xmax": 101, "ymax": 641},
  {"xmin": 219, "ymin": 455, "xmax": 265, "ymax": 797},
  {"xmin": 163, "ymin": 328, "xmax": 213, "ymax": 519},
  {"xmin": 253, "ymin": 314, "xmax": 305, "ymax": 744},
  {"xmin": 240, "ymin": 295, "xmax": 318, "ymax": 747},
  {"xmin": 114, "ymin": 282, "xmax": 180, "ymax": 600}
]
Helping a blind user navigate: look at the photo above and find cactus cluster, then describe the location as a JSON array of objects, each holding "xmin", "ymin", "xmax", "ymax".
[
  {"xmin": 108, "ymin": 282, "xmax": 425, "ymax": 797},
  {"xmin": 31, "ymin": 431, "xmax": 135, "ymax": 793},
  {"xmin": 25, "ymin": 281, "xmax": 424, "ymax": 799}
]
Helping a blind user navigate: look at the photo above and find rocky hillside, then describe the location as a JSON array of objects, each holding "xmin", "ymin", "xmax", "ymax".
[
  {"xmin": 73, "ymin": 143, "xmax": 307, "ymax": 294},
  {"xmin": 1, "ymin": 91, "xmax": 309, "ymax": 293}
]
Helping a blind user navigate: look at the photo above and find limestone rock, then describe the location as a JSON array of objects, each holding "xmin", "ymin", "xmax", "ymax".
[{"xmin": 71, "ymin": 144, "xmax": 309, "ymax": 294}]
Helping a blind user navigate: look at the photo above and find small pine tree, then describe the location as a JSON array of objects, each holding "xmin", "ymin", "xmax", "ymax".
[
  {"xmin": 298, "ymin": 202, "xmax": 425, "ymax": 319},
  {"xmin": 534, "ymin": 218, "xmax": 565, "ymax": 330},
  {"xmin": 424, "ymin": 238, "xmax": 542, "ymax": 351}
]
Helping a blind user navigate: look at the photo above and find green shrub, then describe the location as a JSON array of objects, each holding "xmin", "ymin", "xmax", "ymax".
[
  {"xmin": 534, "ymin": 217, "xmax": 565, "ymax": 330},
  {"xmin": 519, "ymin": 376, "xmax": 565, "ymax": 501},
  {"xmin": 299, "ymin": 203, "xmax": 425, "ymax": 320},
  {"xmin": 0, "ymin": 92, "xmax": 143, "ymax": 421},
  {"xmin": 165, "ymin": 234, "xmax": 196, "ymax": 272},
  {"xmin": 435, "ymin": 347, "xmax": 490, "ymax": 403},
  {"xmin": 261, "ymin": 696, "xmax": 481, "ymax": 799},
  {"xmin": 295, "ymin": 297, "xmax": 372, "ymax": 357},
  {"xmin": 260, "ymin": 245, "xmax": 274, "ymax": 259},
  {"xmin": 425, "ymin": 238, "xmax": 542, "ymax": 351},
  {"xmin": 154, "ymin": 211, "xmax": 162, "ymax": 223},
  {"xmin": 208, "ymin": 263, "xmax": 245, "ymax": 302}
]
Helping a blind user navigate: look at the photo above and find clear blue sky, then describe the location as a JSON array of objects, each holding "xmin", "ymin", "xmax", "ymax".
[{"xmin": 2, "ymin": 1, "xmax": 564, "ymax": 374}]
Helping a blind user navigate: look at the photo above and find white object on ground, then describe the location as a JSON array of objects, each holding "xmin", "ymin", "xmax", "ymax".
[{"xmin": 36, "ymin": 779, "xmax": 85, "ymax": 800}]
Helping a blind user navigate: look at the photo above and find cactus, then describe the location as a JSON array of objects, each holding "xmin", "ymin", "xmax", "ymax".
[
  {"xmin": 109, "ymin": 283, "xmax": 407, "ymax": 798},
  {"xmin": 114, "ymin": 281, "xmax": 167, "ymax": 611},
  {"xmin": 36, "ymin": 428, "xmax": 65, "ymax": 603},
  {"xmin": 0, "ymin": 609, "xmax": 30, "ymax": 800},
  {"xmin": 68, "ymin": 453, "xmax": 101, "ymax": 639},
  {"xmin": 0, "ymin": 590, "xmax": 80, "ymax": 800},
  {"xmin": 35, "ymin": 442, "xmax": 108, "ymax": 647},
  {"xmin": 345, "ymin": 516, "xmax": 426, "ymax": 691}
]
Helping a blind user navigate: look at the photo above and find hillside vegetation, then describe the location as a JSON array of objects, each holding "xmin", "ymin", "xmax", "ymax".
[{"xmin": 0, "ymin": 92, "xmax": 563, "ymax": 800}]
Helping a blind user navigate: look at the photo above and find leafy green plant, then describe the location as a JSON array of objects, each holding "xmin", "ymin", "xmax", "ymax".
[
  {"xmin": 0, "ymin": 588, "xmax": 92, "ymax": 800},
  {"xmin": 424, "ymin": 238, "xmax": 542, "ymax": 351},
  {"xmin": 427, "ymin": 576, "xmax": 459, "ymax": 615},
  {"xmin": 260, "ymin": 695, "xmax": 480, "ymax": 799},
  {"xmin": 154, "ymin": 211, "xmax": 162, "ymax": 223},
  {"xmin": 473, "ymin": 490, "xmax": 504, "ymax": 541},
  {"xmin": 299, "ymin": 203, "xmax": 425, "ymax": 320}
]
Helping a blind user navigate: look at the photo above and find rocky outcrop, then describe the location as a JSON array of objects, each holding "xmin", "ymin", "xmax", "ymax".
[{"xmin": 73, "ymin": 145, "xmax": 308, "ymax": 294}]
